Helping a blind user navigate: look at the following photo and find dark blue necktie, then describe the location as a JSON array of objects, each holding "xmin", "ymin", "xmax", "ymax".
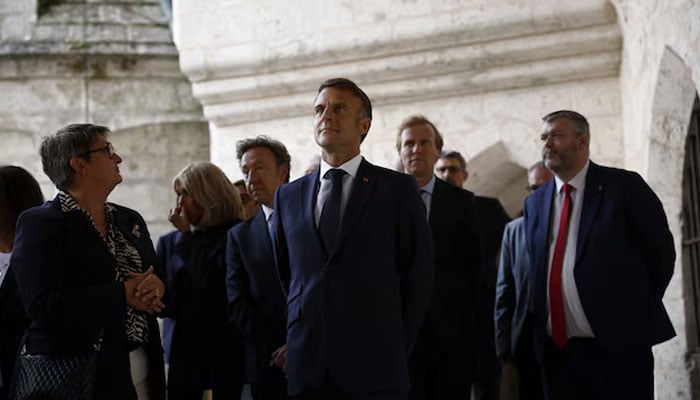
[{"xmin": 319, "ymin": 168, "xmax": 346, "ymax": 251}]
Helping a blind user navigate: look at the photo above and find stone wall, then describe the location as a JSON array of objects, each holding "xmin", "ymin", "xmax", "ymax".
[
  {"xmin": 0, "ymin": 0, "xmax": 209, "ymax": 241},
  {"xmin": 175, "ymin": 0, "xmax": 622, "ymax": 217},
  {"xmin": 612, "ymin": 1, "xmax": 700, "ymax": 398}
]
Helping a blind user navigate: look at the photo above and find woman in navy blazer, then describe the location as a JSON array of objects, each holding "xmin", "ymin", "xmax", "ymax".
[
  {"xmin": 157, "ymin": 162, "xmax": 245, "ymax": 400},
  {"xmin": 0, "ymin": 165, "xmax": 44, "ymax": 400},
  {"xmin": 11, "ymin": 124, "xmax": 167, "ymax": 400}
]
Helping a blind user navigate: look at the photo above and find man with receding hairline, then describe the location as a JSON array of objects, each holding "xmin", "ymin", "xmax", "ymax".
[
  {"xmin": 273, "ymin": 78, "xmax": 433, "ymax": 400},
  {"xmin": 397, "ymin": 114, "xmax": 481, "ymax": 400},
  {"xmin": 524, "ymin": 110, "xmax": 675, "ymax": 399}
]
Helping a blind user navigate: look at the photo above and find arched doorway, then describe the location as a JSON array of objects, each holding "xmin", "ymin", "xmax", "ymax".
[{"xmin": 682, "ymin": 95, "xmax": 700, "ymax": 397}]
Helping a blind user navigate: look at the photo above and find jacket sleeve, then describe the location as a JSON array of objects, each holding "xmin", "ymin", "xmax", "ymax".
[
  {"xmin": 494, "ymin": 222, "xmax": 516, "ymax": 358},
  {"xmin": 11, "ymin": 208, "xmax": 125, "ymax": 329},
  {"xmin": 625, "ymin": 172, "xmax": 675, "ymax": 300}
]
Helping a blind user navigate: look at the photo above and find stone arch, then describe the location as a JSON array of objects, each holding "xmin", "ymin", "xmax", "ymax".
[{"xmin": 645, "ymin": 45, "xmax": 697, "ymax": 398}]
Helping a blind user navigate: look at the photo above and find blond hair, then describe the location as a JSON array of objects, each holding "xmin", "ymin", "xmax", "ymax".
[{"xmin": 173, "ymin": 162, "xmax": 243, "ymax": 228}]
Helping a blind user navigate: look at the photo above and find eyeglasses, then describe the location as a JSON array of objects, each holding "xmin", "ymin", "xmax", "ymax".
[
  {"xmin": 79, "ymin": 143, "xmax": 115, "ymax": 159},
  {"xmin": 435, "ymin": 166, "xmax": 463, "ymax": 174},
  {"xmin": 540, "ymin": 131, "xmax": 575, "ymax": 143}
]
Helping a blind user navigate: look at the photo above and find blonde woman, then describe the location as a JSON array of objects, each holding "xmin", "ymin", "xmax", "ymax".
[{"xmin": 156, "ymin": 162, "xmax": 245, "ymax": 400}]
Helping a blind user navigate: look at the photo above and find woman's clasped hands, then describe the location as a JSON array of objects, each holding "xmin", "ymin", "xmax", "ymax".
[{"xmin": 124, "ymin": 266, "xmax": 166, "ymax": 314}]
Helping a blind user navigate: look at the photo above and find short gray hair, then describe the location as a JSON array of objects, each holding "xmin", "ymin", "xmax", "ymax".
[
  {"xmin": 542, "ymin": 110, "xmax": 590, "ymax": 138},
  {"xmin": 40, "ymin": 123, "xmax": 111, "ymax": 191},
  {"xmin": 439, "ymin": 150, "xmax": 467, "ymax": 171}
]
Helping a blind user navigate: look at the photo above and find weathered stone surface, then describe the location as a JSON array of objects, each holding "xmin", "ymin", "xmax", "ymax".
[
  {"xmin": 0, "ymin": 0, "xmax": 208, "ymax": 245},
  {"xmin": 109, "ymin": 121, "xmax": 210, "ymax": 240},
  {"xmin": 1, "ymin": 0, "xmax": 173, "ymax": 56}
]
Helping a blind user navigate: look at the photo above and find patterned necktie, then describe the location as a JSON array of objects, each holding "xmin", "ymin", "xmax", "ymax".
[
  {"xmin": 550, "ymin": 183, "xmax": 573, "ymax": 349},
  {"xmin": 319, "ymin": 168, "xmax": 346, "ymax": 251}
]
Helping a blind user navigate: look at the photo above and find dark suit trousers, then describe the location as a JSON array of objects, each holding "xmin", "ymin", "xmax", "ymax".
[
  {"xmin": 409, "ymin": 326, "xmax": 472, "ymax": 400},
  {"xmin": 295, "ymin": 376, "xmax": 407, "ymax": 400},
  {"xmin": 544, "ymin": 337, "xmax": 653, "ymax": 400},
  {"xmin": 251, "ymin": 367, "xmax": 288, "ymax": 400},
  {"xmin": 168, "ymin": 361, "xmax": 243, "ymax": 400},
  {"xmin": 514, "ymin": 318, "xmax": 543, "ymax": 400}
]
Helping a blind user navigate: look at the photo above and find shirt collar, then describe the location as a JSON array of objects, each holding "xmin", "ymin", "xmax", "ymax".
[
  {"xmin": 58, "ymin": 191, "xmax": 115, "ymax": 214},
  {"xmin": 419, "ymin": 175, "xmax": 437, "ymax": 195},
  {"xmin": 554, "ymin": 160, "xmax": 590, "ymax": 194},
  {"xmin": 319, "ymin": 153, "xmax": 363, "ymax": 181},
  {"xmin": 261, "ymin": 204, "xmax": 274, "ymax": 221}
]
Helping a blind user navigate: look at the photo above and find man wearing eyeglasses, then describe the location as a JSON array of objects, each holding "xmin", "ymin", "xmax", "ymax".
[
  {"xmin": 495, "ymin": 161, "xmax": 551, "ymax": 400},
  {"xmin": 433, "ymin": 151, "xmax": 468, "ymax": 187},
  {"xmin": 523, "ymin": 110, "xmax": 675, "ymax": 399},
  {"xmin": 434, "ymin": 150, "xmax": 510, "ymax": 400}
]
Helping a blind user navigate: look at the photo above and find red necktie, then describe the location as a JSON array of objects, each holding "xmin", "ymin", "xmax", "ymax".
[{"xmin": 550, "ymin": 183, "xmax": 572, "ymax": 349}]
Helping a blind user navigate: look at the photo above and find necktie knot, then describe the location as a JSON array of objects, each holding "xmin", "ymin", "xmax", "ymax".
[
  {"xmin": 325, "ymin": 168, "xmax": 346, "ymax": 181},
  {"xmin": 562, "ymin": 183, "xmax": 573, "ymax": 195}
]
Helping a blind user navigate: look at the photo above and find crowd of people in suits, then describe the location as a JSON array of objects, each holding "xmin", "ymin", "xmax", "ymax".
[{"xmin": 0, "ymin": 77, "xmax": 676, "ymax": 400}]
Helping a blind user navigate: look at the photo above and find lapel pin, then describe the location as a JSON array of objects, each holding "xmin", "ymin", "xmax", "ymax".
[
  {"xmin": 598, "ymin": 184, "xmax": 602, "ymax": 191},
  {"xmin": 362, "ymin": 177, "xmax": 369, "ymax": 182},
  {"xmin": 132, "ymin": 225, "xmax": 141, "ymax": 238}
]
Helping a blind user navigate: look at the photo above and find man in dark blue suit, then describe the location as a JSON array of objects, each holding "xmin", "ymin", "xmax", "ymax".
[
  {"xmin": 226, "ymin": 136, "xmax": 291, "ymax": 400},
  {"xmin": 523, "ymin": 110, "xmax": 676, "ymax": 400},
  {"xmin": 434, "ymin": 150, "xmax": 511, "ymax": 400},
  {"xmin": 396, "ymin": 115, "xmax": 482, "ymax": 399},
  {"xmin": 273, "ymin": 78, "xmax": 434, "ymax": 399},
  {"xmin": 494, "ymin": 161, "xmax": 552, "ymax": 400}
]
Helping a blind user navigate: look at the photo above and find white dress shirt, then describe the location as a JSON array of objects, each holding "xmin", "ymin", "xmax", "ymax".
[
  {"xmin": 315, "ymin": 154, "xmax": 363, "ymax": 227},
  {"xmin": 547, "ymin": 160, "xmax": 595, "ymax": 339},
  {"xmin": 262, "ymin": 204, "xmax": 274, "ymax": 227}
]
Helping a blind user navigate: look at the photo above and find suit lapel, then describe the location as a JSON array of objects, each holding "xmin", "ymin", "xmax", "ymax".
[
  {"xmin": 300, "ymin": 169, "xmax": 325, "ymax": 252},
  {"xmin": 429, "ymin": 179, "xmax": 446, "ymax": 233},
  {"xmin": 251, "ymin": 210, "xmax": 274, "ymax": 254},
  {"xmin": 327, "ymin": 159, "xmax": 375, "ymax": 261},
  {"xmin": 576, "ymin": 162, "xmax": 603, "ymax": 264},
  {"xmin": 61, "ymin": 207, "xmax": 116, "ymax": 279},
  {"xmin": 530, "ymin": 180, "xmax": 555, "ymax": 307}
]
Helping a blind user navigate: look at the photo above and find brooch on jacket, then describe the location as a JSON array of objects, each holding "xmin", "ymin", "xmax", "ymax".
[{"xmin": 132, "ymin": 224, "xmax": 142, "ymax": 238}]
